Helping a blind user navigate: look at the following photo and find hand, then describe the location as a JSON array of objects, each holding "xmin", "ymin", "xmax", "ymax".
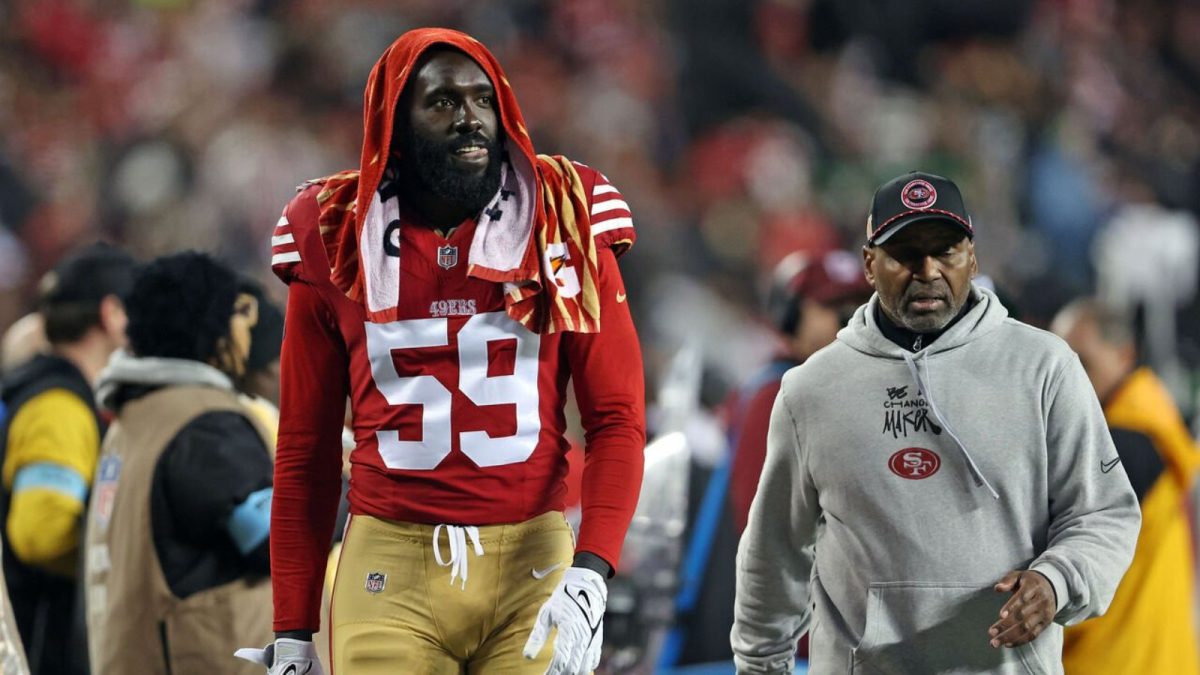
[
  {"xmin": 234, "ymin": 638, "xmax": 326, "ymax": 675},
  {"xmin": 989, "ymin": 570, "xmax": 1056, "ymax": 649},
  {"xmin": 522, "ymin": 566, "xmax": 607, "ymax": 675}
]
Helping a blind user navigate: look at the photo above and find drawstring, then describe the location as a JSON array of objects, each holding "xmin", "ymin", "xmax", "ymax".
[
  {"xmin": 902, "ymin": 351, "xmax": 1000, "ymax": 500},
  {"xmin": 432, "ymin": 524, "xmax": 485, "ymax": 590}
]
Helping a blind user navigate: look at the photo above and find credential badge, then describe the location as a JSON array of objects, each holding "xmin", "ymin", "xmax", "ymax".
[{"xmin": 93, "ymin": 455, "xmax": 122, "ymax": 530}]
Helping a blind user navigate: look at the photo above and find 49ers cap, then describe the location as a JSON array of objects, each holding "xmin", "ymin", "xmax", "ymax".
[{"xmin": 866, "ymin": 171, "xmax": 973, "ymax": 246}]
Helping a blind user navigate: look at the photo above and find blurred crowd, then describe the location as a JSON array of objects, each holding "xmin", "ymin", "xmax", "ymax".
[
  {"xmin": 2, "ymin": 0, "xmax": 1200, "ymax": 672},
  {"xmin": 2, "ymin": 0, "xmax": 1200, "ymax": 413}
]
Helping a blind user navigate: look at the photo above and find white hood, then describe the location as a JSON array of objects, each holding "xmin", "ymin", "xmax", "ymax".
[{"xmin": 95, "ymin": 349, "xmax": 233, "ymax": 413}]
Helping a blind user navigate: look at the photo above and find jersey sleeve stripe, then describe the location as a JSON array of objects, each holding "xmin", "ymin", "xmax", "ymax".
[
  {"xmin": 591, "ymin": 199, "xmax": 630, "ymax": 216},
  {"xmin": 275, "ymin": 216, "xmax": 289, "ymax": 229},
  {"xmin": 591, "ymin": 207, "xmax": 633, "ymax": 224},
  {"xmin": 591, "ymin": 217, "xmax": 633, "ymax": 235},
  {"xmin": 272, "ymin": 251, "xmax": 302, "ymax": 265},
  {"xmin": 271, "ymin": 233, "xmax": 295, "ymax": 246},
  {"xmin": 582, "ymin": 167, "xmax": 635, "ymax": 243}
]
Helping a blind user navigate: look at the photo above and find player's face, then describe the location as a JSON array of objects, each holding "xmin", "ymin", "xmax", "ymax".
[
  {"xmin": 864, "ymin": 222, "xmax": 976, "ymax": 333},
  {"xmin": 396, "ymin": 49, "xmax": 502, "ymax": 214}
]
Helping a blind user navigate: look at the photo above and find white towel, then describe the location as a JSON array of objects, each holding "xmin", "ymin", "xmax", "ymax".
[{"xmin": 358, "ymin": 142, "xmax": 538, "ymax": 316}]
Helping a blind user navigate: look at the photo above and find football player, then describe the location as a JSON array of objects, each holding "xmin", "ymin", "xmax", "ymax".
[{"xmin": 236, "ymin": 28, "xmax": 645, "ymax": 675}]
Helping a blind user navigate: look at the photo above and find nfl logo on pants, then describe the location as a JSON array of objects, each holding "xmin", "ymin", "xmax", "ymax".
[
  {"xmin": 365, "ymin": 572, "xmax": 386, "ymax": 594},
  {"xmin": 437, "ymin": 245, "xmax": 458, "ymax": 269}
]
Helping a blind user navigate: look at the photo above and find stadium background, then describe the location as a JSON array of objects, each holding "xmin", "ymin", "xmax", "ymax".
[{"xmin": 2, "ymin": 0, "xmax": 1199, "ymax": 673}]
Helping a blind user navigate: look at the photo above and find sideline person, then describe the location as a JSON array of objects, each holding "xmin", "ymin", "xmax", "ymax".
[{"xmin": 731, "ymin": 172, "xmax": 1141, "ymax": 674}]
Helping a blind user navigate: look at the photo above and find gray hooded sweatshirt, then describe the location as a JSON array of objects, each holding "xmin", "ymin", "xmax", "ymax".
[
  {"xmin": 731, "ymin": 287, "xmax": 1140, "ymax": 675},
  {"xmin": 95, "ymin": 349, "xmax": 235, "ymax": 412}
]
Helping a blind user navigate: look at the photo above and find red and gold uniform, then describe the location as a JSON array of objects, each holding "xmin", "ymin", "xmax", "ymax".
[{"xmin": 267, "ymin": 28, "xmax": 645, "ymax": 672}]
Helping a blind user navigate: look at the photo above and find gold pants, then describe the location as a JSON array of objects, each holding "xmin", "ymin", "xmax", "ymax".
[{"xmin": 330, "ymin": 511, "xmax": 574, "ymax": 674}]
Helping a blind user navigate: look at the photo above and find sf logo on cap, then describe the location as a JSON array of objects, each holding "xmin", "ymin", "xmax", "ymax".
[{"xmin": 901, "ymin": 179, "xmax": 937, "ymax": 210}]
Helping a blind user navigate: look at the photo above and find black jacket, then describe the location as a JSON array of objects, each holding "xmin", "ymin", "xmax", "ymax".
[{"xmin": 96, "ymin": 354, "xmax": 272, "ymax": 598}]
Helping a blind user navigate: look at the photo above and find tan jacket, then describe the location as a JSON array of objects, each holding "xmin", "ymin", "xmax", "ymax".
[{"xmin": 84, "ymin": 386, "xmax": 272, "ymax": 675}]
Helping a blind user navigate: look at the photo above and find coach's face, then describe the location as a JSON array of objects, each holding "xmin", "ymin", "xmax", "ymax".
[{"xmin": 864, "ymin": 221, "xmax": 977, "ymax": 333}]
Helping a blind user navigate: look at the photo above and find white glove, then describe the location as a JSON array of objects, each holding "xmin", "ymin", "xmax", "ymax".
[
  {"xmin": 234, "ymin": 638, "xmax": 326, "ymax": 675},
  {"xmin": 523, "ymin": 567, "xmax": 607, "ymax": 675}
]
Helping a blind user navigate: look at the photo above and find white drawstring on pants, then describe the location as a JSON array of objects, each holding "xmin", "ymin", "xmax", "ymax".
[{"xmin": 432, "ymin": 524, "xmax": 485, "ymax": 590}]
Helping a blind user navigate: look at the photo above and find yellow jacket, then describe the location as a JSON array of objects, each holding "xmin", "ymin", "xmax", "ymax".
[
  {"xmin": 1063, "ymin": 368, "xmax": 1200, "ymax": 675},
  {"xmin": 3, "ymin": 388, "xmax": 98, "ymax": 577}
]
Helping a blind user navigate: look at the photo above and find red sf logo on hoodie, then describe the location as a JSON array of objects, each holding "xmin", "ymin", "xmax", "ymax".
[{"xmin": 888, "ymin": 448, "xmax": 940, "ymax": 479}]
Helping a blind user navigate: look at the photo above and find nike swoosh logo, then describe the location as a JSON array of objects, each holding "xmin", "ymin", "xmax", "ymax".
[
  {"xmin": 281, "ymin": 663, "xmax": 312, "ymax": 675},
  {"xmin": 566, "ymin": 587, "xmax": 603, "ymax": 635},
  {"xmin": 531, "ymin": 562, "xmax": 563, "ymax": 579},
  {"xmin": 1101, "ymin": 457, "xmax": 1121, "ymax": 473},
  {"xmin": 616, "ymin": 290, "xmax": 627, "ymax": 303}
]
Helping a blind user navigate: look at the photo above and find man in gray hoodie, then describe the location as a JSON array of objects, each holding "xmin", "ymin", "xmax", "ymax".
[{"xmin": 731, "ymin": 172, "xmax": 1141, "ymax": 674}]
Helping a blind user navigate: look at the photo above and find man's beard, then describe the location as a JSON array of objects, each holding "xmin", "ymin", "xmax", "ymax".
[
  {"xmin": 401, "ymin": 127, "xmax": 503, "ymax": 216},
  {"xmin": 889, "ymin": 280, "xmax": 963, "ymax": 333}
]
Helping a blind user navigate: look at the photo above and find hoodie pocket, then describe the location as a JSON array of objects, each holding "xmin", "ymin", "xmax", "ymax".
[
  {"xmin": 1014, "ymin": 645, "xmax": 1045, "ymax": 675},
  {"xmin": 850, "ymin": 581, "xmax": 1043, "ymax": 675}
]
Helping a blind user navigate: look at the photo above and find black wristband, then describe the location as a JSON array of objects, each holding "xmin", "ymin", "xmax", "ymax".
[
  {"xmin": 572, "ymin": 551, "xmax": 613, "ymax": 578},
  {"xmin": 275, "ymin": 629, "xmax": 314, "ymax": 642}
]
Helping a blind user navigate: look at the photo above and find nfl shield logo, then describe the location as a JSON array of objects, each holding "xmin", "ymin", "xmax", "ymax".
[
  {"xmin": 365, "ymin": 572, "xmax": 386, "ymax": 594},
  {"xmin": 93, "ymin": 455, "xmax": 122, "ymax": 530},
  {"xmin": 437, "ymin": 245, "xmax": 458, "ymax": 269}
]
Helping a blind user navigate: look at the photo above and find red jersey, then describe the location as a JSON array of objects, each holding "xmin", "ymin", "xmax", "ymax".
[{"xmin": 269, "ymin": 162, "xmax": 645, "ymax": 631}]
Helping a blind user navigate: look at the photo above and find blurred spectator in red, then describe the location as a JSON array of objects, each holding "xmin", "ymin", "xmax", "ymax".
[
  {"xmin": 728, "ymin": 249, "xmax": 872, "ymax": 533},
  {"xmin": 685, "ymin": 117, "xmax": 839, "ymax": 275},
  {"xmin": 653, "ymin": 249, "xmax": 869, "ymax": 668}
]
